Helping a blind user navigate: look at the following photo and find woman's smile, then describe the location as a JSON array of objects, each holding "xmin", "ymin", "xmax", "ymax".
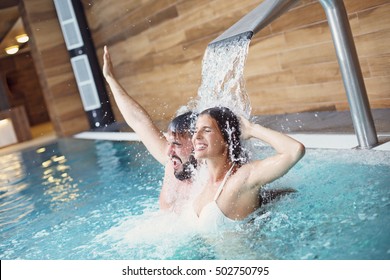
[{"xmin": 194, "ymin": 143, "xmax": 207, "ymax": 151}]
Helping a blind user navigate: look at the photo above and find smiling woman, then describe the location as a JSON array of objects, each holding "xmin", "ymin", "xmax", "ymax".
[{"xmin": 191, "ymin": 106, "xmax": 305, "ymax": 228}]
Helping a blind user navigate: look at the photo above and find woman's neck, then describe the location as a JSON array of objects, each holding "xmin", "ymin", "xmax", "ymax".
[{"xmin": 206, "ymin": 156, "xmax": 234, "ymax": 183}]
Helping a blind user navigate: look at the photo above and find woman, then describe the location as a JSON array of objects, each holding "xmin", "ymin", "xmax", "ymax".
[{"xmin": 191, "ymin": 107, "xmax": 305, "ymax": 229}]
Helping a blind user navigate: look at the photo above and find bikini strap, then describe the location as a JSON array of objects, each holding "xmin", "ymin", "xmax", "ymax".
[{"xmin": 213, "ymin": 163, "xmax": 236, "ymax": 202}]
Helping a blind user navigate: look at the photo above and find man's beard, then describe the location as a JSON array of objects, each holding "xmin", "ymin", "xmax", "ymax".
[{"xmin": 174, "ymin": 155, "xmax": 197, "ymax": 181}]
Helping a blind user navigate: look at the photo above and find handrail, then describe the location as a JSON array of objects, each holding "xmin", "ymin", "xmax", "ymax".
[
  {"xmin": 319, "ymin": 0, "xmax": 378, "ymax": 148},
  {"xmin": 210, "ymin": 0, "xmax": 378, "ymax": 149}
]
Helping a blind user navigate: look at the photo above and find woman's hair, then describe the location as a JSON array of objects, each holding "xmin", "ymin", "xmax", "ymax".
[{"xmin": 199, "ymin": 107, "xmax": 248, "ymax": 164}]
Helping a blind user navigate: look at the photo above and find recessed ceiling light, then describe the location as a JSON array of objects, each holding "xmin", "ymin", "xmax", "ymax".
[
  {"xmin": 16, "ymin": 34, "xmax": 29, "ymax": 43},
  {"xmin": 5, "ymin": 45, "xmax": 19, "ymax": 55}
]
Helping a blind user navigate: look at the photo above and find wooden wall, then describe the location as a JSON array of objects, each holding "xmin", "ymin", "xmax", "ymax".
[
  {"xmin": 18, "ymin": 0, "xmax": 390, "ymax": 135},
  {"xmin": 0, "ymin": 52, "xmax": 50, "ymax": 126},
  {"xmin": 80, "ymin": 0, "xmax": 390, "ymax": 121},
  {"xmin": 20, "ymin": 0, "xmax": 90, "ymax": 137},
  {"xmin": 246, "ymin": 0, "xmax": 390, "ymax": 114}
]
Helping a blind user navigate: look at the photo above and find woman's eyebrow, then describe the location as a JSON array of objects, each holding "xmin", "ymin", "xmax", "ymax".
[{"xmin": 195, "ymin": 125, "xmax": 212, "ymax": 130}]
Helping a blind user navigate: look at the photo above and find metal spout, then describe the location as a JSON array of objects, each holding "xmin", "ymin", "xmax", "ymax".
[{"xmin": 209, "ymin": 0, "xmax": 299, "ymax": 45}]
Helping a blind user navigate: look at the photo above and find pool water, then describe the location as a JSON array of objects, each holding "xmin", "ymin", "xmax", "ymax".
[{"xmin": 0, "ymin": 138, "xmax": 389, "ymax": 260}]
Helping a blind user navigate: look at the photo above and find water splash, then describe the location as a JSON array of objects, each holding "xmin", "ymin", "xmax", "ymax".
[{"xmin": 185, "ymin": 33, "xmax": 252, "ymax": 118}]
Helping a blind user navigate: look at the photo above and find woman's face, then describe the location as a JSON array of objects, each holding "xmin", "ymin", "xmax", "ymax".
[{"xmin": 192, "ymin": 114, "xmax": 227, "ymax": 160}]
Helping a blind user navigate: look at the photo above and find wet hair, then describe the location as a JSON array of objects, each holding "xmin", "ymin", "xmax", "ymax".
[
  {"xmin": 199, "ymin": 107, "xmax": 248, "ymax": 164},
  {"xmin": 168, "ymin": 111, "xmax": 197, "ymax": 136}
]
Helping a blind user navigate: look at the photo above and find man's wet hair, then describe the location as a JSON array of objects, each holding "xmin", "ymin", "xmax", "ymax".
[{"xmin": 168, "ymin": 111, "xmax": 197, "ymax": 136}]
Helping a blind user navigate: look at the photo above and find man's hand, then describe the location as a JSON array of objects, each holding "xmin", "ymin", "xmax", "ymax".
[{"xmin": 103, "ymin": 45, "xmax": 115, "ymax": 80}]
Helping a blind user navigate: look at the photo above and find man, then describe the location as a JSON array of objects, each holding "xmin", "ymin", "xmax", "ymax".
[
  {"xmin": 102, "ymin": 46, "xmax": 196, "ymax": 212},
  {"xmin": 160, "ymin": 112, "xmax": 198, "ymax": 211}
]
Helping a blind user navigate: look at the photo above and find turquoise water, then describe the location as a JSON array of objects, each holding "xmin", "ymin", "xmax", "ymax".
[{"xmin": 0, "ymin": 138, "xmax": 389, "ymax": 259}]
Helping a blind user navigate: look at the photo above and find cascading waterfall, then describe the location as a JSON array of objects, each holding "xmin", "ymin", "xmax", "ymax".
[{"xmin": 182, "ymin": 32, "xmax": 253, "ymax": 119}]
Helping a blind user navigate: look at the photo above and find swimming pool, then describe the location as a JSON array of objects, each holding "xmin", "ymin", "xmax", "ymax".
[{"xmin": 0, "ymin": 138, "xmax": 389, "ymax": 260}]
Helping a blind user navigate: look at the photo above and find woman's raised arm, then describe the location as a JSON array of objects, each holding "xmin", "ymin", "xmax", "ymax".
[{"xmin": 239, "ymin": 116, "xmax": 305, "ymax": 188}]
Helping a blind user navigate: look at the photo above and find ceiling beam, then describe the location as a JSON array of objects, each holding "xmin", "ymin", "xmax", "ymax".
[{"xmin": 0, "ymin": 0, "xmax": 19, "ymax": 9}]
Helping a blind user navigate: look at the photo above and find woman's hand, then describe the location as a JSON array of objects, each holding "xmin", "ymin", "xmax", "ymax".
[
  {"xmin": 239, "ymin": 116, "xmax": 253, "ymax": 140},
  {"xmin": 103, "ymin": 45, "xmax": 115, "ymax": 80}
]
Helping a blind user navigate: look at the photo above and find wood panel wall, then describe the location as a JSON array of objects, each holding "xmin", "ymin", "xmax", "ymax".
[
  {"xmin": 17, "ymin": 0, "xmax": 390, "ymax": 135},
  {"xmin": 84, "ymin": 0, "xmax": 389, "ymax": 121},
  {"xmin": 20, "ymin": 0, "xmax": 90, "ymax": 137},
  {"xmin": 0, "ymin": 52, "xmax": 50, "ymax": 125}
]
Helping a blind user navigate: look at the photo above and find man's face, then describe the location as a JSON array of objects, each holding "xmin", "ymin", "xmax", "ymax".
[{"xmin": 166, "ymin": 131, "xmax": 195, "ymax": 181}]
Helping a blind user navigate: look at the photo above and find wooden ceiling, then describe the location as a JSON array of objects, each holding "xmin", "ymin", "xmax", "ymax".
[{"xmin": 0, "ymin": 0, "xmax": 29, "ymax": 58}]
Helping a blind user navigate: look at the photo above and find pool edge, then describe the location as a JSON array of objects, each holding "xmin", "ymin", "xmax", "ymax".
[{"xmin": 73, "ymin": 131, "xmax": 390, "ymax": 151}]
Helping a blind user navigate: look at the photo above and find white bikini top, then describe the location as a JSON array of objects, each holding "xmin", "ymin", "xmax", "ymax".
[{"xmin": 195, "ymin": 163, "xmax": 241, "ymax": 232}]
